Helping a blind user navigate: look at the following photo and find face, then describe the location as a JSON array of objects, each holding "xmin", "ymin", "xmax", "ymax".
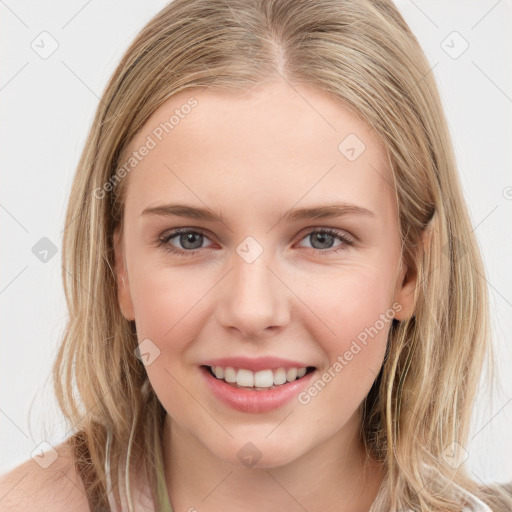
[{"xmin": 113, "ymin": 80, "xmax": 416, "ymax": 468}]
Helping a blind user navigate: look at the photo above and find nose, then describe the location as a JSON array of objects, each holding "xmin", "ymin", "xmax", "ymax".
[{"xmin": 214, "ymin": 252, "xmax": 291, "ymax": 340}]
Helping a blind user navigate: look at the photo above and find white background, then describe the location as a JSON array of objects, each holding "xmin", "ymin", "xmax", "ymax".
[{"xmin": 1, "ymin": 0, "xmax": 511, "ymax": 485}]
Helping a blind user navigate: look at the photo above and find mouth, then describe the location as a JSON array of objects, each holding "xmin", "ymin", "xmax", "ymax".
[
  {"xmin": 199, "ymin": 357, "xmax": 319, "ymax": 413},
  {"xmin": 201, "ymin": 364, "xmax": 317, "ymax": 391}
]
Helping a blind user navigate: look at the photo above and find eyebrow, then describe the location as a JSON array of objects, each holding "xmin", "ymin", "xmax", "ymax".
[{"xmin": 140, "ymin": 202, "xmax": 375, "ymax": 224}]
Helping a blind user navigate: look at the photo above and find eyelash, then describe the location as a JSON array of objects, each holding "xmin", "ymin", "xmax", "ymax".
[{"xmin": 157, "ymin": 227, "xmax": 355, "ymax": 257}]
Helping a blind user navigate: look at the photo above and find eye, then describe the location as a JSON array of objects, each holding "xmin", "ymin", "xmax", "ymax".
[
  {"xmin": 157, "ymin": 228, "xmax": 213, "ymax": 256},
  {"xmin": 156, "ymin": 227, "xmax": 355, "ymax": 257},
  {"xmin": 295, "ymin": 228, "xmax": 355, "ymax": 255}
]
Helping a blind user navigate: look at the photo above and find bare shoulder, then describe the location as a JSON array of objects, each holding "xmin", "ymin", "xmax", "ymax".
[{"xmin": 0, "ymin": 440, "xmax": 90, "ymax": 512}]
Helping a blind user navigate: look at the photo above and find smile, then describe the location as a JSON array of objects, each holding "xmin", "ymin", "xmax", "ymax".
[
  {"xmin": 206, "ymin": 365, "xmax": 313, "ymax": 390},
  {"xmin": 200, "ymin": 364, "xmax": 317, "ymax": 413}
]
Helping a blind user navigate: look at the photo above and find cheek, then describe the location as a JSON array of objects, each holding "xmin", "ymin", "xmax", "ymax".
[
  {"xmin": 127, "ymin": 265, "xmax": 215, "ymax": 395},
  {"xmin": 129, "ymin": 264, "xmax": 206, "ymax": 341},
  {"xmin": 304, "ymin": 264, "xmax": 395, "ymax": 349},
  {"xmin": 295, "ymin": 267, "xmax": 394, "ymax": 403},
  {"xmin": 128, "ymin": 268, "xmax": 203, "ymax": 412}
]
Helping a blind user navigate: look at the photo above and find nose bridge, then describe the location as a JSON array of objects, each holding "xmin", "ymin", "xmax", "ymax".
[{"xmin": 215, "ymin": 237, "xmax": 290, "ymax": 337}]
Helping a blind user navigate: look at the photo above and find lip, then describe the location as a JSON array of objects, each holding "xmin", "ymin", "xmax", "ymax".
[
  {"xmin": 200, "ymin": 365, "xmax": 317, "ymax": 413},
  {"xmin": 200, "ymin": 356, "xmax": 311, "ymax": 372}
]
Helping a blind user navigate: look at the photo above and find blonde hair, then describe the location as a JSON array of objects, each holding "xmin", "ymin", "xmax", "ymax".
[{"xmin": 49, "ymin": 0, "xmax": 511, "ymax": 510}]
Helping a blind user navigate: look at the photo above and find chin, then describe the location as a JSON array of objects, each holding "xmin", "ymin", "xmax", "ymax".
[{"xmin": 208, "ymin": 436, "xmax": 306, "ymax": 470}]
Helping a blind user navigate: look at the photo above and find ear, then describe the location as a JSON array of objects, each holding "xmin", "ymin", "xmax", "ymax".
[
  {"xmin": 113, "ymin": 227, "xmax": 135, "ymax": 321},
  {"xmin": 393, "ymin": 263, "xmax": 417, "ymax": 322},
  {"xmin": 393, "ymin": 222, "xmax": 433, "ymax": 322}
]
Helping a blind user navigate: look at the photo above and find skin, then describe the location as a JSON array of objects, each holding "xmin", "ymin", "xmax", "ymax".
[{"xmin": 113, "ymin": 79, "xmax": 418, "ymax": 512}]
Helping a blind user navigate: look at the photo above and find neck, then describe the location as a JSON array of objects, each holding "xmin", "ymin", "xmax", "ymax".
[{"xmin": 162, "ymin": 412, "xmax": 385, "ymax": 512}]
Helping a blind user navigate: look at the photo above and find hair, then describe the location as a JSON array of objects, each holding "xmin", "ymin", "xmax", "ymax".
[{"xmin": 48, "ymin": 0, "xmax": 511, "ymax": 510}]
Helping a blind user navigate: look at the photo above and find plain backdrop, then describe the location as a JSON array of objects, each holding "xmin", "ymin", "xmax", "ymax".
[{"xmin": 1, "ymin": 0, "xmax": 511, "ymax": 484}]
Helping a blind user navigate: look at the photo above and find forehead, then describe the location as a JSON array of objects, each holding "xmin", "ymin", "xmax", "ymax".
[{"xmin": 121, "ymin": 81, "xmax": 395, "ymax": 222}]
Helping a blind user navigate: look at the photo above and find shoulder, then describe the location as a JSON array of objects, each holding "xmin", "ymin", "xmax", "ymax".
[{"xmin": 0, "ymin": 440, "xmax": 90, "ymax": 512}]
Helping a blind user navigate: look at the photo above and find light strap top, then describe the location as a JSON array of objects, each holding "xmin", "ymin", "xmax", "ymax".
[
  {"xmin": 152, "ymin": 460, "xmax": 492, "ymax": 512},
  {"xmin": 369, "ymin": 466, "xmax": 493, "ymax": 512},
  {"xmin": 105, "ymin": 431, "xmax": 173, "ymax": 512},
  {"xmin": 155, "ymin": 453, "xmax": 174, "ymax": 512},
  {"xmin": 106, "ymin": 445, "xmax": 490, "ymax": 512}
]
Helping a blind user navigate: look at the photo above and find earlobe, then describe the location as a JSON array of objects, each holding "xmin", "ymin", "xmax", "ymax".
[
  {"xmin": 393, "ymin": 221, "xmax": 434, "ymax": 322},
  {"xmin": 113, "ymin": 228, "xmax": 135, "ymax": 321},
  {"xmin": 393, "ymin": 265, "xmax": 417, "ymax": 321}
]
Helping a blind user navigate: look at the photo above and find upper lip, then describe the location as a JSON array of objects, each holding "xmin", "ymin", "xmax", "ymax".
[{"xmin": 201, "ymin": 356, "xmax": 314, "ymax": 372}]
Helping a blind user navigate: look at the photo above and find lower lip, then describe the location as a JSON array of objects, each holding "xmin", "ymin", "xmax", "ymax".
[{"xmin": 200, "ymin": 366, "xmax": 316, "ymax": 413}]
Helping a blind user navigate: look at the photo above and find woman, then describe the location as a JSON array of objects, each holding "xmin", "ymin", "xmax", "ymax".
[{"xmin": 1, "ymin": 0, "xmax": 510, "ymax": 510}]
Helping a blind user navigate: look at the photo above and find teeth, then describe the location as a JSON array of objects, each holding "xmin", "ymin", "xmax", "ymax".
[
  {"xmin": 223, "ymin": 367, "xmax": 236, "ymax": 383},
  {"xmin": 273, "ymin": 368, "xmax": 287, "ymax": 385},
  {"xmin": 286, "ymin": 368, "xmax": 298, "ymax": 382},
  {"xmin": 209, "ymin": 365, "xmax": 311, "ymax": 389},
  {"xmin": 212, "ymin": 366, "xmax": 224, "ymax": 379},
  {"xmin": 254, "ymin": 369, "xmax": 273, "ymax": 387},
  {"xmin": 236, "ymin": 369, "xmax": 254, "ymax": 387}
]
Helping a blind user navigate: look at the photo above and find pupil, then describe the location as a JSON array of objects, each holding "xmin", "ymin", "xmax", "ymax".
[
  {"xmin": 181, "ymin": 232, "xmax": 202, "ymax": 249},
  {"xmin": 312, "ymin": 233, "xmax": 333, "ymax": 249}
]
